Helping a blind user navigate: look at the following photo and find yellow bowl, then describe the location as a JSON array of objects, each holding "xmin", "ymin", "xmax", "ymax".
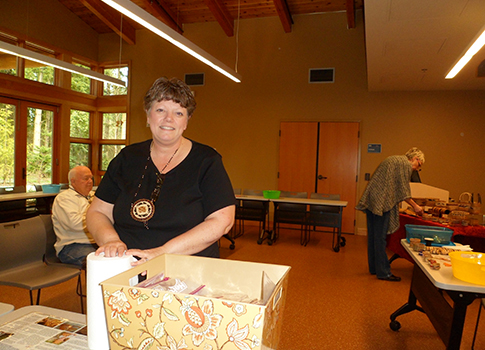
[{"xmin": 449, "ymin": 251, "xmax": 485, "ymax": 286}]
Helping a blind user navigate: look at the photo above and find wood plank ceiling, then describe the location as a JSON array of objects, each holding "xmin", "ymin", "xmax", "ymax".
[{"xmin": 58, "ymin": 0, "xmax": 363, "ymax": 45}]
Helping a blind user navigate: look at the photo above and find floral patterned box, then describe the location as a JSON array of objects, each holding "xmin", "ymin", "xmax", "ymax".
[{"xmin": 100, "ymin": 254, "xmax": 291, "ymax": 350}]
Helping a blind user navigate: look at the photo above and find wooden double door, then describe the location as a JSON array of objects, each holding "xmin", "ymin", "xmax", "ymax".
[{"xmin": 278, "ymin": 122, "xmax": 359, "ymax": 234}]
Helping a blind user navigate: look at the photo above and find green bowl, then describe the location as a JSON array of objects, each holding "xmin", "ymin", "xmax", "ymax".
[{"xmin": 263, "ymin": 190, "xmax": 281, "ymax": 199}]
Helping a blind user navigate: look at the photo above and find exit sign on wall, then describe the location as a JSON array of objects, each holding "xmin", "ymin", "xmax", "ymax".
[{"xmin": 367, "ymin": 144, "xmax": 381, "ymax": 153}]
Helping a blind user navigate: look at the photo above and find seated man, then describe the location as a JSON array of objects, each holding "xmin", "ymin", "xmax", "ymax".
[{"xmin": 52, "ymin": 166, "xmax": 98, "ymax": 268}]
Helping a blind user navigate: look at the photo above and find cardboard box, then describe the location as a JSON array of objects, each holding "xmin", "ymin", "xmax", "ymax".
[{"xmin": 100, "ymin": 254, "xmax": 290, "ymax": 350}]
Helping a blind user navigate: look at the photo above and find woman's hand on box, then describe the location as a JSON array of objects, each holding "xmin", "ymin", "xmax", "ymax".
[
  {"xmin": 96, "ymin": 239, "xmax": 127, "ymax": 258},
  {"xmin": 127, "ymin": 248, "xmax": 158, "ymax": 266}
]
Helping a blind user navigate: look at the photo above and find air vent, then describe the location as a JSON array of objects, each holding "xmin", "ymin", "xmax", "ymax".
[
  {"xmin": 309, "ymin": 68, "xmax": 335, "ymax": 83},
  {"xmin": 185, "ymin": 73, "xmax": 205, "ymax": 86},
  {"xmin": 478, "ymin": 59, "xmax": 485, "ymax": 78}
]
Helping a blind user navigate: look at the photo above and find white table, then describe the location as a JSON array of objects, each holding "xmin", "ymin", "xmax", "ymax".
[
  {"xmin": 0, "ymin": 191, "xmax": 60, "ymax": 202},
  {"xmin": 0, "ymin": 191, "xmax": 61, "ymax": 220},
  {"xmin": 389, "ymin": 240, "xmax": 485, "ymax": 349},
  {"xmin": 0, "ymin": 305, "xmax": 87, "ymax": 349},
  {"xmin": 0, "ymin": 302, "xmax": 14, "ymax": 317},
  {"xmin": 235, "ymin": 194, "xmax": 348, "ymax": 250},
  {"xmin": 271, "ymin": 197, "xmax": 348, "ymax": 207}
]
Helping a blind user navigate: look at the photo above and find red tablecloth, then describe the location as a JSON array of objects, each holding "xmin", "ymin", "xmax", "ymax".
[{"xmin": 386, "ymin": 214, "xmax": 485, "ymax": 263}]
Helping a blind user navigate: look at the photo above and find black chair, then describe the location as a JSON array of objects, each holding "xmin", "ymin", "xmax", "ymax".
[
  {"xmin": 0, "ymin": 215, "xmax": 82, "ymax": 309},
  {"xmin": 304, "ymin": 193, "xmax": 345, "ymax": 251},
  {"xmin": 238, "ymin": 189, "xmax": 269, "ymax": 240},
  {"xmin": 41, "ymin": 214, "xmax": 85, "ymax": 312},
  {"xmin": 218, "ymin": 189, "xmax": 239, "ymax": 250},
  {"xmin": 273, "ymin": 191, "xmax": 308, "ymax": 243},
  {"xmin": 231, "ymin": 188, "xmax": 243, "ymax": 238}
]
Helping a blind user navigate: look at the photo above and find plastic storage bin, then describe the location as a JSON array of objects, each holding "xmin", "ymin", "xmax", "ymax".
[
  {"xmin": 405, "ymin": 224, "xmax": 453, "ymax": 245},
  {"xmin": 42, "ymin": 184, "xmax": 61, "ymax": 193},
  {"xmin": 449, "ymin": 251, "xmax": 485, "ymax": 285},
  {"xmin": 263, "ymin": 190, "xmax": 281, "ymax": 199}
]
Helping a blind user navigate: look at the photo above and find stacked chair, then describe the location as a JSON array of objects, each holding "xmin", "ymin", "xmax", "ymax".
[
  {"xmin": 272, "ymin": 191, "xmax": 308, "ymax": 243},
  {"xmin": 238, "ymin": 189, "xmax": 269, "ymax": 240},
  {"xmin": 305, "ymin": 193, "xmax": 345, "ymax": 251}
]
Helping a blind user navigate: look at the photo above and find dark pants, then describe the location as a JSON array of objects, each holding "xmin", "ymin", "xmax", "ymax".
[{"xmin": 366, "ymin": 210, "xmax": 392, "ymax": 279}]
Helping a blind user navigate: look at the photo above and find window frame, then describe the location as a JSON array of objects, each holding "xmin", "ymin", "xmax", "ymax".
[{"xmin": 0, "ymin": 29, "xmax": 130, "ymax": 185}]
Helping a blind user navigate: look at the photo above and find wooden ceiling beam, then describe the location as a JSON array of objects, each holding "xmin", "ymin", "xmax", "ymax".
[
  {"xmin": 203, "ymin": 0, "xmax": 234, "ymax": 37},
  {"xmin": 79, "ymin": 0, "xmax": 136, "ymax": 44},
  {"xmin": 138, "ymin": 0, "xmax": 184, "ymax": 34},
  {"xmin": 346, "ymin": 0, "xmax": 356, "ymax": 29},
  {"xmin": 273, "ymin": 0, "xmax": 293, "ymax": 33}
]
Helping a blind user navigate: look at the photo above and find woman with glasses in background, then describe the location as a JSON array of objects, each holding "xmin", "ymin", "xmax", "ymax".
[
  {"xmin": 86, "ymin": 77, "xmax": 235, "ymax": 266},
  {"xmin": 356, "ymin": 147, "xmax": 425, "ymax": 282}
]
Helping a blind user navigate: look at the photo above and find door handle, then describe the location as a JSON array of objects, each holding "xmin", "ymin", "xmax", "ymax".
[{"xmin": 317, "ymin": 175, "xmax": 327, "ymax": 180}]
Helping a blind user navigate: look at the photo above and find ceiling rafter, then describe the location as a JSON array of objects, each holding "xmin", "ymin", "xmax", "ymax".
[
  {"xmin": 273, "ymin": 0, "xmax": 293, "ymax": 33},
  {"xmin": 203, "ymin": 0, "xmax": 234, "ymax": 37},
  {"xmin": 138, "ymin": 0, "xmax": 184, "ymax": 34},
  {"xmin": 79, "ymin": 0, "xmax": 137, "ymax": 44},
  {"xmin": 346, "ymin": 0, "xmax": 356, "ymax": 29}
]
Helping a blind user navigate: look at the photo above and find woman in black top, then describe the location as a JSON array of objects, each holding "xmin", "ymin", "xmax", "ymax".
[{"xmin": 87, "ymin": 77, "xmax": 235, "ymax": 265}]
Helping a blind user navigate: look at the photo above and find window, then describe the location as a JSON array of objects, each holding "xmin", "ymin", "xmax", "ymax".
[
  {"xmin": 99, "ymin": 112, "xmax": 126, "ymax": 170},
  {"xmin": 102, "ymin": 113, "xmax": 126, "ymax": 139},
  {"xmin": 0, "ymin": 33, "xmax": 18, "ymax": 76},
  {"xmin": 103, "ymin": 66, "xmax": 128, "ymax": 96},
  {"xmin": 0, "ymin": 101, "xmax": 16, "ymax": 187},
  {"xmin": 0, "ymin": 97, "xmax": 57, "ymax": 190},
  {"xmin": 26, "ymin": 106, "xmax": 54, "ymax": 186},
  {"xmin": 100, "ymin": 144, "xmax": 125, "ymax": 171},
  {"xmin": 71, "ymin": 62, "xmax": 92, "ymax": 94},
  {"xmin": 69, "ymin": 109, "xmax": 92, "ymax": 169},
  {"xmin": 24, "ymin": 43, "xmax": 55, "ymax": 85}
]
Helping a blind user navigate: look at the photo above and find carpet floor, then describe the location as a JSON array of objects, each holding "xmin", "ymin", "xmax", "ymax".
[{"xmin": 1, "ymin": 226, "xmax": 483, "ymax": 349}]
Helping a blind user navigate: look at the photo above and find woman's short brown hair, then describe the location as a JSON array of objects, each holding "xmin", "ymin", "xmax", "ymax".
[{"xmin": 143, "ymin": 77, "xmax": 196, "ymax": 117}]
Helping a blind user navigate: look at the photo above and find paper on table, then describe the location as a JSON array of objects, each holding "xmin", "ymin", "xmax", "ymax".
[{"xmin": 86, "ymin": 252, "xmax": 134, "ymax": 350}]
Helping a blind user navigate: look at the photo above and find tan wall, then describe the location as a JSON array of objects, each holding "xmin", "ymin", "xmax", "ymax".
[
  {"xmin": 98, "ymin": 12, "xmax": 485, "ymax": 234},
  {"xmin": 0, "ymin": 0, "xmax": 99, "ymax": 60},
  {"xmin": 2, "ymin": 3, "xmax": 485, "ymax": 234}
]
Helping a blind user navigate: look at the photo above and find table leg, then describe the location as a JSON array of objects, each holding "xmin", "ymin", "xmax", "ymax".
[
  {"xmin": 257, "ymin": 202, "xmax": 274, "ymax": 246},
  {"xmin": 446, "ymin": 290, "xmax": 481, "ymax": 349},
  {"xmin": 332, "ymin": 208, "xmax": 345, "ymax": 252},
  {"xmin": 388, "ymin": 253, "xmax": 401, "ymax": 265},
  {"xmin": 389, "ymin": 270, "xmax": 425, "ymax": 331}
]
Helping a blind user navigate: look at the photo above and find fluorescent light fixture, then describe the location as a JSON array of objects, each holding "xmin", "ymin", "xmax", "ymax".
[
  {"xmin": 101, "ymin": 0, "xmax": 242, "ymax": 83},
  {"xmin": 446, "ymin": 27, "xmax": 485, "ymax": 79},
  {"xmin": 0, "ymin": 41, "xmax": 126, "ymax": 87}
]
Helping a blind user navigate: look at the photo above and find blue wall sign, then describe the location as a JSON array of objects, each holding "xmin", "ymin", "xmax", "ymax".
[{"xmin": 367, "ymin": 144, "xmax": 382, "ymax": 153}]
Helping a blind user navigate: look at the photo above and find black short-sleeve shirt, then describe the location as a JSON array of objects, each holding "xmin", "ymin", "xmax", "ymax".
[{"xmin": 95, "ymin": 139, "xmax": 235, "ymax": 257}]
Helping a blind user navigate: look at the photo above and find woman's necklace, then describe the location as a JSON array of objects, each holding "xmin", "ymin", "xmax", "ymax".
[{"xmin": 130, "ymin": 141, "xmax": 180, "ymax": 229}]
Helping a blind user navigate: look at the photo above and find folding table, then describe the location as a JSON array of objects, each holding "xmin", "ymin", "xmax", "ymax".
[{"xmin": 390, "ymin": 239, "xmax": 485, "ymax": 349}]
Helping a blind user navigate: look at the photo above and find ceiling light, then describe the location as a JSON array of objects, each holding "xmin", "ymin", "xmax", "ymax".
[
  {"xmin": 446, "ymin": 27, "xmax": 485, "ymax": 79},
  {"xmin": 0, "ymin": 41, "xmax": 126, "ymax": 87},
  {"xmin": 101, "ymin": 0, "xmax": 242, "ymax": 83}
]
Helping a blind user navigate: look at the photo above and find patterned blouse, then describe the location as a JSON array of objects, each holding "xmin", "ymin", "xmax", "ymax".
[{"xmin": 356, "ymin": 155, "xmax": 412, "ymax": 234}]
